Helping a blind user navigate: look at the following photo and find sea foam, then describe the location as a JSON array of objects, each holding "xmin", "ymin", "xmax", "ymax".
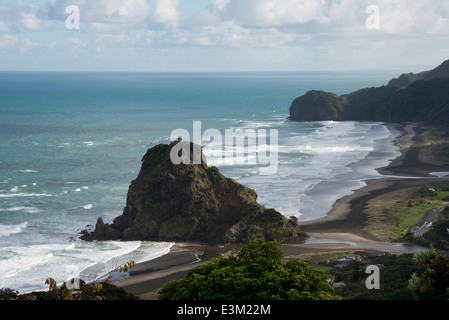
[
  {"xmin": 0, "ymin": 193, "xmax": 53, "ymax": 198},
  {"xmin": 0, "ymin": 222, "xmax": 28, "ymax": 238},
  {"xmin": 0, "ymin": 241, "xmax": 174, "ymax": 294},
  {"xmin": 1, "ymin": 206, "xmax": 40, "ymax": 214},
  {"xmin": 219, "ymin": 120, "xmax": 400, "ymax": 221}
]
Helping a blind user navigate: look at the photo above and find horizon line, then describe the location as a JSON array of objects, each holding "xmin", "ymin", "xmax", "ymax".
[{"xmin": 0, "ymin": 67, "xmax": 415, "ymax": 74}]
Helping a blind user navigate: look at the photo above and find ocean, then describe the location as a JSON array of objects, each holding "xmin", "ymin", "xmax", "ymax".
[{"xmin": 0, "ymin": 70, "xmax": 401, "ymax": 293}]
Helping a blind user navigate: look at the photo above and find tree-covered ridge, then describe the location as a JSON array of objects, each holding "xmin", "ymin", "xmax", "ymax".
[
  {"xmin": 388, "ymin": 59, "xmax": 449, "ymax": 88},
  {"xmin": 289, "ymin": 60, "xmax": 449, "ymax": 125},
  {"xmin": 289, "ymin": 90, "xmax": 346, "ymax": 121}
]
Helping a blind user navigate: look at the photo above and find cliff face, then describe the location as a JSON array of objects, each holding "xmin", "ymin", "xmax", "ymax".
[{"xmin": 81, "ymin": 140, "xmax": 306, "ymax": 244}]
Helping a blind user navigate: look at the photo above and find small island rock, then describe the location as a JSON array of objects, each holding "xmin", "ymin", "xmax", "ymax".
[{"xmin": 81, "ymin": 140, "xmax": 306, "ymax": 245}]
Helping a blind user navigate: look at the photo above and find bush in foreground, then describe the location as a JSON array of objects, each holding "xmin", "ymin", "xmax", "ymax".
[
  {"xmin": 158, "ymin": 239, "xmax": 340, "ymax": 300},
  {"xmin": 409, "ymin": 246, "xmax": 449, "ymax": 300}
]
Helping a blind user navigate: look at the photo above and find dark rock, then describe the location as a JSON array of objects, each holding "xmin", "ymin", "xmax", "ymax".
[
  {"xmin": 81, "ymin": 140, "xmax": 307, "ymax": 245},
  {"xmin": 81, "ymin": 217, "xmax": 122, "ymax": 241}
]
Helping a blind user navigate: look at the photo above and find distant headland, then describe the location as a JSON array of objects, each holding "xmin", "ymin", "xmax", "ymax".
[{"xmin": 289, "ymin": 59, "xmax": 449, "ymax": 125}]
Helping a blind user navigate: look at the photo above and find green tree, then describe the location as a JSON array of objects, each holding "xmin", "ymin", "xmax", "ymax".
[
  {"xmin": 350, "ymin": 261, "xmax": 365, "ymax": 283},
  {"xmin": 408, "ymin": 247, "xmax": 449, "ymax": 300},
  {"xmin": 158, "ymin": 239, "xmax": 340, "ymax": 300}
]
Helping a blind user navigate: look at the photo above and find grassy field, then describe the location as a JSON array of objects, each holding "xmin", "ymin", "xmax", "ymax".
[
  {"xmin": 362, "ymin": 125, "xmax": 449, "ymax": 242},
  {"xmin": 364, "ymin": 183, "xmax": 449, "ymax": 242},
  {"xmin": 283, "ymin": 251, "xmax": 354, "ymax": 271}
]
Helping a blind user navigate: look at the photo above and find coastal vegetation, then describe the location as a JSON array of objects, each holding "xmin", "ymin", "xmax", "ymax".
[
  {"xmin": 363, "ymin": 182, "xmax": 449, "ymax": 243},
  {"xmin": 329, "ymin": 253, "xmax": 419, "ymax": 300},
  {"xmin": 158, "ymin": 240, "xmax": 449, "ymax": 301},
  {"xmin": 387, "ymin": 60, "xmax": 449, "ymax": 88},
  {"xmin": 408, "ymin": 246, "xmax": 449, "ymax": 300},
  {"xmin": 296, "ymin": 247, "xmax": 449, "ymax": 300},
  {"xmin": 157, "ymin": 240, "xmax": 339, "ymax": 300},
  {"xmin": 289, "ymin": 60, "xmax": 449, "ymax": 125}
]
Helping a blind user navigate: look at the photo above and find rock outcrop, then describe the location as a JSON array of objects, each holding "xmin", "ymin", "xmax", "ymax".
[{"xmin": 81, "ymin": 140, "xmax": 306, "ymax": 244}]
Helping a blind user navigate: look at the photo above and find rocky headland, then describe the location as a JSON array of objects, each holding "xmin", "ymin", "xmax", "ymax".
[
  {"xmin": 81, "ymin": 140, "xmax": 306, "ymax": 245},
  {"xmin": 289, "ymin": 59, "xmax": 449, "ymax": 124}
]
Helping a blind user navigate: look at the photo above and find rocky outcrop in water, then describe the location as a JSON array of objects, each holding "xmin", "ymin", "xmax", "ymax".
[{"xmin": 81, "ymin": 140, "xmax": 306, "ymax": 244}]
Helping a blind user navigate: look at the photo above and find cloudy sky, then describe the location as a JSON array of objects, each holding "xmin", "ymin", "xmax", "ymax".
[{"xmin": 0, "ymin": 0, "xmax": 448, "ymax": 72}]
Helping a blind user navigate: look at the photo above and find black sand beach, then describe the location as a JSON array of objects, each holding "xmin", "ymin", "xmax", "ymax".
[
  {"xmin": 113, "ymin": 242, "xmax": 242, "ymax": 299},
  {"xmin": 113, "ymin": 122, "xmax": 449, "ymax": 299}
]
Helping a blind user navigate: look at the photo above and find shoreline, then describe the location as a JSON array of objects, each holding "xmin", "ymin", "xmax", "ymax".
[
  {"xmin": 113, "ymin": 121, "xmax": 449, "ymax": 299},
  {"xmin": 299, "ymin": 121, "xmax": 404, "ymax": 222},
  {"xmin": 113, "ymin": 242, "xmax": 243, "ymax": 299},
  {"xmin": 300, "ymin": 122, "xmax": 449, "ymax": 239}
]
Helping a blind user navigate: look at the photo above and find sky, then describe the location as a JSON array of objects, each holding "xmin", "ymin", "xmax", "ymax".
[{"xmin": 0, "ymin": 0, "xmax": 448, "ymax": 72}]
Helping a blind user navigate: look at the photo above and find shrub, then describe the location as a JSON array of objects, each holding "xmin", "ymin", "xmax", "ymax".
[{"xmin": 158, "ymin": 239, "xmax": 340, "ymax": 300}]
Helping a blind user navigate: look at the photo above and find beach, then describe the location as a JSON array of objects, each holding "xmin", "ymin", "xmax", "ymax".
[
  {"xmin": 0, "ymin": 72, "xmax": 409, "ymax": 294},
  {"xmin": 112, "ymin": 242, "xmax": 243, "ymax": 299},
  {"xmin": 113, "ymin": 122, "xmax": 449, "ymax": 299}
]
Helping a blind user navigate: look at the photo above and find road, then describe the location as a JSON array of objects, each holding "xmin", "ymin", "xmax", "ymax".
[{"xmin": 413, "ymin": 203, "xmax": 449, "ymax": 239}]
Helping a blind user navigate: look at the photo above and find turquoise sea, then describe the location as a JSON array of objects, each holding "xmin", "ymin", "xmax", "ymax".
[{"xmin": 0, "ymin": 71, "xmax": 401, "ymax": 293}]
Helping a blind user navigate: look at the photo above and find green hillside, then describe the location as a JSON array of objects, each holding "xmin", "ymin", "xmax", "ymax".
[{"xmin": 290, "ymin": 60, "xmax": 449, "ymax": 125}]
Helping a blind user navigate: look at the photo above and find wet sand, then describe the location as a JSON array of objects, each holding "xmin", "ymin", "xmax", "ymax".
[
  {"xmin": 301, "ymin": 122, "xmax": 449, "ymax": 238},
  {"xmin": 113, "ymin": 242, "xmax": 243, "ymax": 299}
]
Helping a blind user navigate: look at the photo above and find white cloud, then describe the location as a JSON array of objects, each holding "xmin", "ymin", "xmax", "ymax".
[
  {"xmin": 20, "ymin": 38, "xmax": 40, "ymax": 56},
  {"xmin": 1, "ymin": 0, "xmax": 449, "ymax": 72},
  {"xmin": 87, "ymin": 0, "xmax": 151, "ymax": 23},
  {"xmin": 377, "ymin": 0, "xmax": 449, "ymax": 36},
  {"xmin": 0, "ymin": 34, "xmax": 17, "ymax": 50},
  {"xmin": 152, "ymin": 0, "xmax": 180, "ymax": 24},
  {"xmin": 22, "ymin": 38, "xmax": 40, "ymax": 49},
  {"xmin": 211, "ymin": 0, "xmax": 231, "ymax": 12},
  {"xmin": 20, "ymin": 11, "xmax": 41, "ymax": 30},
  {"xmin": 206, "ymin": 0, "xmax": 449, "ymax": 38},
  {"xmin": 94, "ymin": 29, "xmax": 155, "ymax": 48},
  {"xmin": 67, "ymin": 37, "xmax": 86, "ymax": 49},
  {"xmin": 0, "ymin": 3, "xmax": 42, "ymax": 31},
  {"xmin": 215, "ymin": 0, "xmax": 330, "ymax": 26},
  {"xmin": 45, "ymin": 0, "xmax": 151, "ymax": 27}
]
